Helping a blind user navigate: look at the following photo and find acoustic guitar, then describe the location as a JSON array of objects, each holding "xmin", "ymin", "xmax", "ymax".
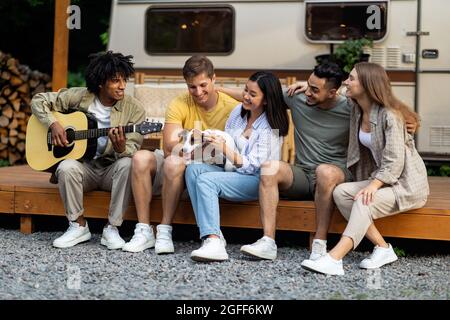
[{"xmin": 26, "ymin": 111, "xmax": 162, "ymax": 171}]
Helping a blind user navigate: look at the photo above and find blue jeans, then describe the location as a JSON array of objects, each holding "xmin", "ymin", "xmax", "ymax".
[{"xmin": 185, "ymin": 163, "xmax": 260, "ymax": 239}]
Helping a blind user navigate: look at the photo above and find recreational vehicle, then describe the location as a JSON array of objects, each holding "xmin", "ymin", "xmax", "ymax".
[{"xmin": 108, "ymin": 0, "xmax": 450, "ymax": 159}]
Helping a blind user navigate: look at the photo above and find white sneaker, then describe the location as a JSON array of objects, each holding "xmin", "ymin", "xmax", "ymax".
[
  {"xmin": 191, "ymin": 237, "xmax": 229, "ymax": 262},
  {"xmin": 240, "ymin": 236, "xmax": 277, "ymax": 260},
  {"xmin": 301, "ymin": 254, "xmax": 345, "ymax": 276},
  {"xmin": 100, "ymin": 224, "xmax": 125, "ymax": 250},
  {"xmin": 155, "ymin": 224, "xmax": 174, "ymax": 254},
  {"xmin": 310, "ymin": 239, "xmax": 327, "ymax": 261},
  {"xmin": 122, "ymin": 223, "xmax": 155, "ymax": 253},
  {"xmin": 218, "ymin": 230, "xmax": 227, "ymax": 247},
  {"xmin": 53, "ymin": 221, "xmax": 91, "ymax": 248},
  {"xmin": 359, "ymin": 244, "xmax": 398, "ymax": 269}
]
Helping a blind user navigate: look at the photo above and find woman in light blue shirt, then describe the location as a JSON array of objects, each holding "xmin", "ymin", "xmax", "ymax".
[{"xmin": 185, "ymin": 71, "xmax": 289, "ymax": 262}]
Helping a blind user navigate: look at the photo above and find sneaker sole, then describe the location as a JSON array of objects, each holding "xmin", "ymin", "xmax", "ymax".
[
  {"xmin": 155, "ymin": 250, "xmax": 175, "ymax": 255},
  {"xmin": 240, "ymin": 248, "xmax": 276, "ymax": 261},
  {"xmin": 359, "ymin": 256, "xmax": 398, "ymax": 269},
  {"xmin": 53, "ymin": 232, "xmax": 92, "ymax": 249},
  {"xmin": 122, "ymin": 241, "xmax": 155, "ymax": 253},
  {"xmin": 300, "ymin": 261, "xmax": 345, "ymax": 276},
  {"xmin": 190, "ymin": 254, "xmax": 229, "ymax": 262},
  {"xmin": 155, "ymin": 246, "xmax": 175, "ymax": 254},
  {"xmin": 101, "ymin": 238, "xmax": 125, "ymax": 250}
]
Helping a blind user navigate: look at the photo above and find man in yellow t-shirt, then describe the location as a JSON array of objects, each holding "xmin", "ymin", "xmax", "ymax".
[
  {"xmin": 165, "ymin": 90, "xmax": 237, "ymax": 132},
  {"xmin": 123, "ymin": 55, "xmax": 238, "ymax": 253}
]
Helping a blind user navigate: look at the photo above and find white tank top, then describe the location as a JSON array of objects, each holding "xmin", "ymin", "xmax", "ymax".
[{"xmin": 359, "ymin": 129, "xmax": 376, "ymax": 159}]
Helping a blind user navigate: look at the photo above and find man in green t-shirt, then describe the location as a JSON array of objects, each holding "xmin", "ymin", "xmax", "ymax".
[{"xmin": 123, "ymin": 56, "xmax": 238, "ymax": 253}]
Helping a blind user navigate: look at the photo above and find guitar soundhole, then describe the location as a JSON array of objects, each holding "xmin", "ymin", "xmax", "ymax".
[
  {"xmin": 53, "ymin": 128, "xmax": 75, "ymax": 159},
  {"xmin": 66, "ymin": 128, "xmax": 75, "ymax": 144}
]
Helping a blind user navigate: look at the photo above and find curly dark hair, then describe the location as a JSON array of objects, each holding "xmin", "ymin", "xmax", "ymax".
[{"xmin": 85, "ymin": 51, "xmax": 135, "ymax": 94}]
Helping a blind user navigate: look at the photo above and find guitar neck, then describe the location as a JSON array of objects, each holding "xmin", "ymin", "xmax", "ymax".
[{"xmin": 74, "ymin": 124, "xmax": 138, "ymax": 140}]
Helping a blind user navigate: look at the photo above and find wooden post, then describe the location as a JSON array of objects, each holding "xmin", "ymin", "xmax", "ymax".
[
  {"xmin": 20, "ymin": 215, "xmax": 34, "ymax": 234},
  {"xmin": 52, "ymin": 0, "xmax": 70, "ymax": 91}
]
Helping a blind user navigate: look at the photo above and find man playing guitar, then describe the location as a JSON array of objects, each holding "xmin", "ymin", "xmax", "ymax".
[{"xmin": 30, "ymin": 51, "xmax": 146, "ymax": 250}]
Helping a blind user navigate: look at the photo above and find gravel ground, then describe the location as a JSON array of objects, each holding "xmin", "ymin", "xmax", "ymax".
[{"xmin": 0, "ymin": 225, "xmax": 448, "ymax": 300}]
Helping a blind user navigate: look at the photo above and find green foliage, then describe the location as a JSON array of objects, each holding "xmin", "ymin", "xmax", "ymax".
[
  {"xmin": 0, "ymin": 159, "xmax": 10, "ymax": 167},
  {"xmin": 328, "ymin": 292, "xmax": 344, "ymax": 300},
  {"xmin": 0, "ymin": 0, "xmax": 112, "ymax": 74},
  {"xmin": 100, "ymin": 31, "xmax": 109, "ymax": 46},
  {"xmin": 334, "ymin": 38, "xmax": 374, "ymax": 73},
  {"xmin": 27, "ymin": 0, "xmax": 45, "ymax": 6},
  {"xmin": 427, "ymin": 164, "xmax": 450, "ymax": 177},
  {"xmin": 68, "ymin": 71, "xmax": 86, "ymax": 88},
  {"xmin": 440, "ymin": 164, "xmax": 450, "ymax": 176},
  {"xmin": 356, "ymin": 293, "xmax": 369, "ymax": 300},
  {"xmin": 394, "ymin": 247, "xmax": 406, "ymax": 257}
]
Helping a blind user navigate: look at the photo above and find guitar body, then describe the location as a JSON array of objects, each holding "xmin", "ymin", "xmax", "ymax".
[{"xmin": 26, "ymin": 111, "xmax": 97, "ymax": 171}]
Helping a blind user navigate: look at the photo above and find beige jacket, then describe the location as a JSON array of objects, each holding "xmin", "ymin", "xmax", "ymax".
[
  {"xmin": 347, "ymin": 103, "xmax": 429, "ymax": 211},
  {"xmin": 31, "ymin": 87, "xmax": 146, "ymax": 164}
]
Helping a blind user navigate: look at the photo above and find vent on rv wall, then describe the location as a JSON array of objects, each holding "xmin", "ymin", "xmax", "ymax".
[
  {"xmin": 386, "ymin": 47, "xmax": 401, "ymax": 68},
  {"xmin": 430, "ymin": 126, "xmax": 450, "ymax": 147},
  {"xmin": 365, "ymin": 46, "xmax": 401, "ymax": 68},
  {"xmin": 365, "ymin": 46, "xmax": 385, "ymax": 67}
]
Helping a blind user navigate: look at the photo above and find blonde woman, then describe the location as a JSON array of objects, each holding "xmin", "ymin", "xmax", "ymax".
[{"xmin": 301, "ymin": 62, "xmax": 429, "ymax": 275}]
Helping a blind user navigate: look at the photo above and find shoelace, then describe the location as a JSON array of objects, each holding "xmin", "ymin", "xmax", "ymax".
[
  {"xmin": 254, "ymin": 238, "xmax": 271, "ymax": 247},
  {"xmin": 202, "ymin": 237, "xmax": 221, "ymax": 248},
  {"xmin": 131, "ymin": 228, "xmax": 148, "ymax": 242},
  {"xmin": 157, "ymin": 231, "xmax": 171, "ymax": 241},
  {"xmin": 370, "ymin": 246, "xmax": 387, "ymax": 260},
  {"xmin": 104, "ymin": 226, "xmax": 121, "ymax": 239},
  {"xmin": 203, "ymin": 238, "xmax": 213, "ymax": 244},
  {"xmin": 67, "ymin": 223, "xmax": 82, "ymax": 233},
  {"xmin": 311, "ymin": 242, "xmax": 325, "ymax": 254}
]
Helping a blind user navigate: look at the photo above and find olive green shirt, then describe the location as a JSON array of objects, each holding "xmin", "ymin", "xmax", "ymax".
[{"xmin": 283, "ymin": 91, "xmax": 351, "ymax": 174}]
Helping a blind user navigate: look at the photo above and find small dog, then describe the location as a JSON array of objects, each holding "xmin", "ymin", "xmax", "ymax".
[{"xmin": 178, "ymin": 129, "xmax": 236, "ymax": 171}]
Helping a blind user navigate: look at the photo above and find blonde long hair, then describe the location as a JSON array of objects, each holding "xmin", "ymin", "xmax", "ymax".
[{"xmin": 354, "ymin": 62, "xmax": 420, "ymax": 127}]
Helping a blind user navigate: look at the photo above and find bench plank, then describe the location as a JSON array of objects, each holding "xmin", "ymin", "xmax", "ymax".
[
  {"xmin": 1, "ymin": 165, "xmax": 449, "ymax": 240},
  {"xmin": 0, "ymin": 191, "xmax": 14, "ymax": 214}
]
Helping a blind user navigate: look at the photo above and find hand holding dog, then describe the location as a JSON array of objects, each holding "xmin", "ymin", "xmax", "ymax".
[{"xmin": 205, "ymin": 134, "xmax": 226, "ymax": 154}]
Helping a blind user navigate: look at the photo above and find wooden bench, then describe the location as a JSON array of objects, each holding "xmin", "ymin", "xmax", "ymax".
[{"xmin": 1, "ymin": 165, "xmax": 449, "ymax": 242}]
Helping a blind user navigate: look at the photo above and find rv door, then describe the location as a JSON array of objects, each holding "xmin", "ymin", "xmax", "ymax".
[{"xmin": 416, "ymin": 0, "xmax": 450, "ymax": 159}]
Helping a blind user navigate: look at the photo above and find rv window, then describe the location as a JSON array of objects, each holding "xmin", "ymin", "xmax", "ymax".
[
  {"xmin": 305, "ymin": 1, "xmax": 388, "ymax": 42},
  {"xmin": 145, "ymin": 6, "xmax": 234, "ymax": 55}
]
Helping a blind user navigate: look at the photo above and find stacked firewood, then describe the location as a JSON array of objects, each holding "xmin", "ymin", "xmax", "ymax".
[{"xmin": 0, "ymin": 51, "xmax": 51, "ymax": 165}]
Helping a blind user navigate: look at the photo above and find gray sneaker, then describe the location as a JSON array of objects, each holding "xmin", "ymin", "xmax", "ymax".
[
  {"xmin": 359, "ymin": 244, "xmax": 398, "ymax": 269},
  {"xmin": 309, "ymin": 239, "xmax": 327, "ymax": 261},
  {"xmin": 240, "ymin": 236, "xmax": 277, "ymax": 260},
  {"xmin": 123, "ymin": 223, "xmax": 156, "ymax": 253},
  {"xmin": 53, "ymin": 221, "xmax": 91, "ymax": 248},
  {"xmin": 155, "ymin": 224, "xmax": 174, "ymax": 254},
  {"xmin": 191, "ymin": 237, "xmax": 229, "ymax": 262}
]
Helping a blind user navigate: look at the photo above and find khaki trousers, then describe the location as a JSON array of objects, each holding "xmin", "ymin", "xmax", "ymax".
[
  {"xmin": 333, "ymin": 180, "xmax": 399, "ymax": 249},
  {"xmin": 55, "ymin": 157, "xmax": 132, "ymax": 226}
]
